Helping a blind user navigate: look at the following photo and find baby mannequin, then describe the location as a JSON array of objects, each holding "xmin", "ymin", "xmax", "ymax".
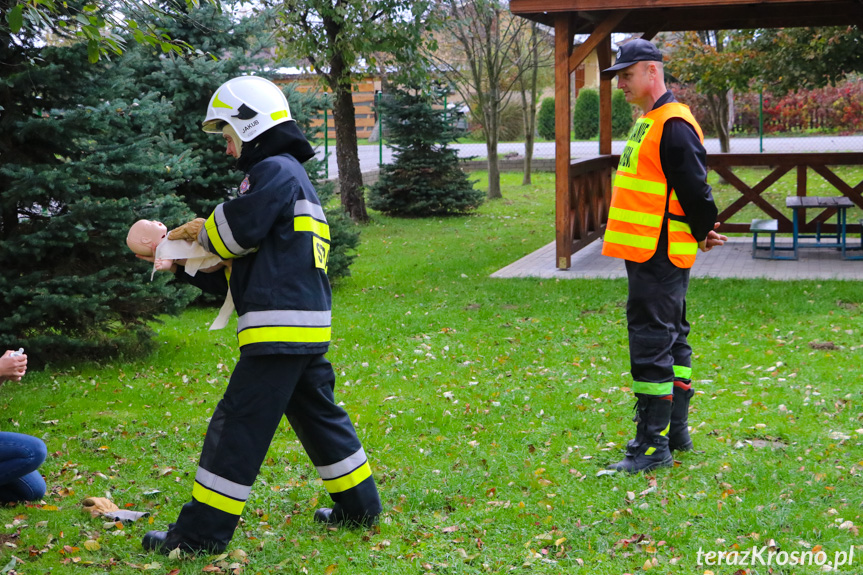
[
  {"xmin": 126, "ymin": 219, "xmax": 223, "ymax": 276},
  {"xmin": 127, "ymin": 219, "xmax": 234, "ymax": 330}
]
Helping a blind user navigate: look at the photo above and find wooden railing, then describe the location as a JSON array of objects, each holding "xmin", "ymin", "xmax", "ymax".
[
  {"xmin": 708, "ymin": 153, "xmax": 863, "ymax": 234},
  {"xmin": 558, "ymin": 152, "xmax": 863, "ymax": 269}
]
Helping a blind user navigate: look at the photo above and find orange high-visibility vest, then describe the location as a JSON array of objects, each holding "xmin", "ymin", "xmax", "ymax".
[{"xmin": 602, "ymin": 102, "xmax": 704, "ymax": 268}]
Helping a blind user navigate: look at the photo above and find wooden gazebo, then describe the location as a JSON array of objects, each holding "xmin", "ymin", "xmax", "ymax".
[{"xmin": 509, "ymin": 0, "xmax": 863, "ymax": 269}]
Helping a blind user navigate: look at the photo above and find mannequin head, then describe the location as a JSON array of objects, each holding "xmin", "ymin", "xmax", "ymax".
[{"xmin": 126, "ymin": 219, "xmax": 167, "ymax": 256}]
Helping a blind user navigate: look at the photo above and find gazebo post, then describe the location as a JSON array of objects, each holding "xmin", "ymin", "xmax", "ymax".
[
  {"xmin": 598, "ymin": 37, "xmax": 613, "ymax": 156},
  {"xmin": 554, "ymin": 14, "xmax": 573, "ymax": 270}
]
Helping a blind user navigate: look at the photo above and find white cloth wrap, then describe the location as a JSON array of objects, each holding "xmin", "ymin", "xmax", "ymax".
[{"xmin": 153, "ymin": 240, "xmax": 234, "ymax": 330}]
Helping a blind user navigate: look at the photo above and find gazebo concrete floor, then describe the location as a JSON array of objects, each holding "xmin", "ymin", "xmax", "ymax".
[{"xmin": 491, "ymin": 237, "xmax": 863, "ymax": 280}]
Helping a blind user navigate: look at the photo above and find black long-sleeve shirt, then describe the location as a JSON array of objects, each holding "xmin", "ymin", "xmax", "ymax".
[{"xmin": 655, "ymin": 91, "xmax": 718, "ymax": 242}]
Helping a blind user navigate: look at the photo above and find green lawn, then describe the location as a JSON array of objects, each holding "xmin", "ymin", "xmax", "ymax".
[{"xmin": 3, "ymin": 171, "xmax": 862, "ymax": 574}]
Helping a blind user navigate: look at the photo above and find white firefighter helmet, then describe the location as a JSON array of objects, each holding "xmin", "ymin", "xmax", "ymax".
[{"xmin": 202, "ymin": 76, "xmax": 293, "ymax": 142}]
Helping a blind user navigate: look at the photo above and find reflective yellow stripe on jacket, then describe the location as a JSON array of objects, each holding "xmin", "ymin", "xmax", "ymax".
[
  {"xmin": 237, "ymin": 309, "xmax": 331, "ymax": 348},
  {"xmin": 203, "ymin": 203, "xmax": 257, "ymax": 259}
]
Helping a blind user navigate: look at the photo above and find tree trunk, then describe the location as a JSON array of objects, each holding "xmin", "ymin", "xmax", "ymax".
[
  {"xmin": 331, "ymin": 80, "xmax": 368, "ymax": 223},
  {"xmin": 521, "ymin": 22, "xmax": 539, "ymax": 186},
  {"xmin": 484, "ymin": 93, "xmax": 502, "ymax": 199},
  {"xmin": 521, "ymin": 94, "xmax": 534, "ymax": 186},
  {"xmin": 486, "ymin": 137, "xmax": 501, "ymax": 200},
  {"xmin": 522, "ymin": 23, "xmax": 540, "ymax": 186},
  {"xmin": 708, "ymin": 92, "xmax": 732, "ymax": 153}
]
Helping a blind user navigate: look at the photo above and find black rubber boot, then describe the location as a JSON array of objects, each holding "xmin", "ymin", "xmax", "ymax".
[
  {"xmin": 314, "ymin": 504, "xmax": 379, "ymax": 528},
  {"xmin": 141, "ymin": 531, "xmax": 169, "ymax": 554},
  {"xmin": 608, "ymin": 395, "xmax": 674, "ymax": 473},
  {"xmin": 141, "ymin": 523, "xmax": 225, "ymax": 556},
  {"xmin": 668, "ymin": 383, "xmax": 695, "ymax": 452}
]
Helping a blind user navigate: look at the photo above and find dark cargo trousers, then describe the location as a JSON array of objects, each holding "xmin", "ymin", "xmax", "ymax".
[
  {"xmin": 624, "ymin": 242, "xmax": 693, "ymax": 397},
  {"xmin": 163, "ymin": 353, "xmax": 381, "ymax": 552}
]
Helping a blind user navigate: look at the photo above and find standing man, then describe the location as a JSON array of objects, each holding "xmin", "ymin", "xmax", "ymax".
[
  {"xmin": 600, "ymin": 40, "xmax": 727, "ymax": 474},
  {"xmin": 142, "ymin": 76, "xmax": 381, "ymax": 555}
]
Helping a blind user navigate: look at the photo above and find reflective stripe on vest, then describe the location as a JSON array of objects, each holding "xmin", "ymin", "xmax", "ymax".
[{"xmin": 602, "ymin": 102, "xmax": 704, "ymax": 268}]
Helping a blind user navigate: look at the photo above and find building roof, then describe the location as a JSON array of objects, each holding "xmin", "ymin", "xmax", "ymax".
[{"xmin": 510, "ymin": 0, "xmax": 863, "ymax": 32}]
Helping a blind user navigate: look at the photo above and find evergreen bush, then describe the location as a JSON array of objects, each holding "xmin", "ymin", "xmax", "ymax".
[
  {"xmin": 0, "ymin": 43, "xmax": 198, "ymax": 364},
  {"xmin": 537, "ymin": 97, "xmax": 556, "ymax": 140},
  {"xmin": 573, "ymin": 88, "xmax": 600, "ymax": 140},
  {"xmin": 368, "ymin": 88, "xmax": 483, "ymax": 217},
  {"xmin": 612, "ymin": 89, "xmax": 636, "ymax": 137}
]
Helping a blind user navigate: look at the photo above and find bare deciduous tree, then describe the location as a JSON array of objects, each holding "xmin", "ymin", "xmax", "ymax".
[
  {"xmin": 510, "ymin": 21, "xmax": 553, "ymax": 185},
  {"xmin": 432, "ymin": 0, "xmax": 529, "ymax": 199},
  {"xmin": 269, "ymin": 0, "xmax": 435, "ymax": 222}
]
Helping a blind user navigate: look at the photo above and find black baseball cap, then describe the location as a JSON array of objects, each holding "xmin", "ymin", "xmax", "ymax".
[{"xmin": 602, "ymin": 39, "xmax": 663, "ymax": 75}]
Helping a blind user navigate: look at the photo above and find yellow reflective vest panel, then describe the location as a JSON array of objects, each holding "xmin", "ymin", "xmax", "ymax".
[{"xmin": 602, "ymin": 102, "xmax": 704, "ymax": 268}]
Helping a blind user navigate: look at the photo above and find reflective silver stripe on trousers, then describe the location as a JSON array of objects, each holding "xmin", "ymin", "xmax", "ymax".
[
  {"xmin": 295, "ymin": 199, "xmax": 327, "ymax": 222},
  {"xmin": 315, "ymin": 447, "xmax": 367, "ymax": 480},
  {"xmin": 237, "ymin": 310, "xmax": 332, "ymax": 331},
  {"xmin": 214, "ymin": 203, "xmax": 254, "ymax": 256},
  {"xmin": 195, "ymin": 466, "xmax": 252, "ymax": 500}
]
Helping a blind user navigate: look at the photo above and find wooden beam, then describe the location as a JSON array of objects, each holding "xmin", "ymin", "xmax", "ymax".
[
  {"xmin": 510, "ymin": 0, "xmax": 853, "ymax": 12},
  {"xmin": 510, "ymin": 2, "xmax": 862, "ymax": 31},
  {"xmin": 555, "ymin": 14, "xmax": 573, "ymax": 270},
  {"xmin": 610, "ymin": 4, "xmax": 863, "ymax": 31},
  {"xmin": 597, "ymin": 37, "xmax": 612, "ymax": 155},
  {"xmin": 640, "ymin": 25, "xmax": 664, "ymax": 42},
  {"xmin": 568, "ymin": 11, "xmax": 630, "ymax": 73}
]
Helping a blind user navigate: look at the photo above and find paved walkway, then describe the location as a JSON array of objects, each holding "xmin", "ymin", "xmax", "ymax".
[{"xmin": 491, "ymin": 237, "xmax": 863, "ymax": 280}]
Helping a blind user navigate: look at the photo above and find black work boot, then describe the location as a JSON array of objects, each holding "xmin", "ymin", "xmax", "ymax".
[
  {"xmin": 668, "ymin": 382, "xmax": 695, "ymax": 452},
  {"xmin": 142, "ymin": 531, "xmax": 169, "ymax": 554},
  {"xmin": 608, "ymin": 395, "xmax": 674, "ymax": 473},
  {"xmin": 141, "ymin": 523, "xmax": 226, "ymax": 556},
  {"xmin": 314, "ymin": 504, "xmax": 379, "ymax": 528}
]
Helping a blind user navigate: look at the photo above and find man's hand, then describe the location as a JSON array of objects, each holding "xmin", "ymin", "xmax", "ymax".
[
  {"xmin": 0, "ymin": 349, "xmax": 27, "ymax": 382},
  {"xmin": 698, "ymin": 222, "xmax": 728, "ymax": 253},
  {"xmin": 167, "ymin": 218, "xmax": 205, "ymax": 242}
]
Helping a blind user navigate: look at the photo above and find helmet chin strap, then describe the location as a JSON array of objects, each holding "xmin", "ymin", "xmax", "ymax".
[{"xmin": 222, "ymin": 124, "xmax": 243, "ymax": 156}]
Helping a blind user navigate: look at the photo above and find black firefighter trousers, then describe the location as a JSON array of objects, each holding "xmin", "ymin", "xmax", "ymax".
[
  {"xmin": 624, "ymin": 244, "xmax": 693, "ymax": 398},
  {"xmin": 163, "ymin": 353, "xmax": 382, "ymax": 552}
]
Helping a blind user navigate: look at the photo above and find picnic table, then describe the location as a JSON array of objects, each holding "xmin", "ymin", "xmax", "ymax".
[{"xmin": 786, "ymin": 196, "xmax": 860, "ymax": 260}]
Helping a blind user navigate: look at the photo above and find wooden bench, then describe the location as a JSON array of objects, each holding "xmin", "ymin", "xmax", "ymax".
[
  {"xmin": 849, "ymin": 219, "xmax": 863, "ymax": 260},
  {"xmin": 751, "ymin": 218, "xmax": 796, "ymax": 260}
]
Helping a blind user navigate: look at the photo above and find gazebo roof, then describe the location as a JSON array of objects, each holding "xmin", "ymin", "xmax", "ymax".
[{"xmin": 509, "ymin": 0, "xmax": 863, "ymax": 32}]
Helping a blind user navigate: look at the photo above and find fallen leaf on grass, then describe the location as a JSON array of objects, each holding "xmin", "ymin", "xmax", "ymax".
[{"xmin": 808, "ymin": 341, "xmax": 837, "ymax": 350}]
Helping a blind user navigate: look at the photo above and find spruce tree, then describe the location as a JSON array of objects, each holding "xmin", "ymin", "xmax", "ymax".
[
  {"xmin": 573, "ymin": 88, "xmax": 600, "ymax": 140},
  {"xmin": 368, "ymin": 88, "xmax": 483, "ymax": 217},
  {"xmin": 536, "ymin": 97, "xmax": 556, "ymax": 140},
  {"xmin": 0, "ymin": 42, "xmax": 198, "ymax": 363}
]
